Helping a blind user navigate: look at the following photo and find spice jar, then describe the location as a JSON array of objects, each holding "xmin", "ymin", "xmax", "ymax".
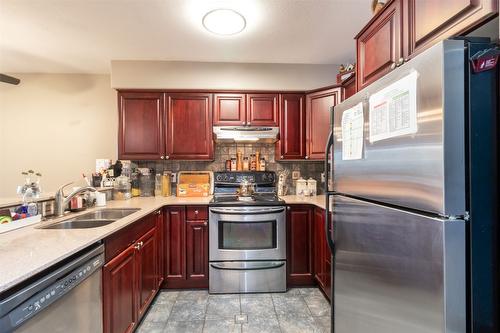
[
  {"xmin": 250, "ymin": 154, "xmax": 257, "ymax": 171},
  {"xmin": 236, "ymin": 150, "xmax": 243, "ymax": 171},
  {"xmin": 243, "ymin": 157, "xmax": 249, "ymax": 171}
]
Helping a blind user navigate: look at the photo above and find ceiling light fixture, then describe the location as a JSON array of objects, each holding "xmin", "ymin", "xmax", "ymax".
[{"xmin": 202, "ymin": 9, "xmax": 246, "ymax": 36}]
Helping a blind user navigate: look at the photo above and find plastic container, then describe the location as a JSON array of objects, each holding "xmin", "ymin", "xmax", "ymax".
[
  {"xmin": 307, "ymin": 178, "xmax": 317, "ymax": 196},
  {"xmin": 113, "ymin": 175, "xmax": 132, "ymax": 200},
  {"xmin": 296, "ymin": 177, "xmax": 309, "ymax": 196}
]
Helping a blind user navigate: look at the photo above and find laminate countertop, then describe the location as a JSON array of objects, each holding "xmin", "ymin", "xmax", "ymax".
[{"xmin": 0, "ymin": 195, "xmax": 326, "ymax": 293}]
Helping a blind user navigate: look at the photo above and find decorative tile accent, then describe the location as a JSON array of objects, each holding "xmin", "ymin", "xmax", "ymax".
[{"xmin": 133, "ymin": 143, "xmax": 325, "ymax": 195}]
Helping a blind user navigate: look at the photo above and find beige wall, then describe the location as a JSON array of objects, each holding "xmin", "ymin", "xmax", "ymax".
[
  {"xmin": 111, "ymin": 61, "xmax": 339, "ymax": 90},
  {"xmin": 0, "ymin": 74, "xmax": 117, "ymax": 197}
]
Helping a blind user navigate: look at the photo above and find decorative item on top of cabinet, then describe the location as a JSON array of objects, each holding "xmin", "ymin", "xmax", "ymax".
[
  {"xmin": 372, "ymin": 0, "xmax": 386, "ymax": 15},
  {"xmin": 165, "ymin": 93, "xmax": 214, "ymax": 160},
  {"xmin": 118, "ymin": 92, "xmax": 165, "ymax": 160},
  {"xmin": 276, "ymin": 93, "xmax": 306, "ymax": 160},
  {"xmin": 246, "ymin": 93, "xmax": 279, "ymax": 126},
  {"xmin": 306, "ymin": 87, "xmax": 341, "ymax": 160},
  {"xmin": 213, "ymin": 93, "xmax": 246, "ymax": 126},
  {"xmin": 287, "ymin": 205, "xmax": 315, "ymax": 286},
  {"xmin": 356, "ymin": 0, "xmax": 403, "ymax": 91}
]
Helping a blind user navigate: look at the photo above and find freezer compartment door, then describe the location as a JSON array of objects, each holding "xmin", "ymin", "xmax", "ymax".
[
  {"xmin": 333, "ymin": 195, "xmax": 465, "ymax": 333},
  {"xmin": 332, "ymin": 39, "xmax": 466, "ymax": 216}
]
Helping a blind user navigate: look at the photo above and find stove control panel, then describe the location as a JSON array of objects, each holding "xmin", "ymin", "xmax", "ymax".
[{"xmin": 214, "ymin": 172, "xmax": 275, "ymax": 185}]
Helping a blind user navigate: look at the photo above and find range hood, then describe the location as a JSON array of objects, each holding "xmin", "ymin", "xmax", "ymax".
[{"xmin": 213, "ymin": 126, "xmax": 279, "ymax": 143}]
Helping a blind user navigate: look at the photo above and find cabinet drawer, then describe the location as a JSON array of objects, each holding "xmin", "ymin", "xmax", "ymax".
[
  {"xmin": 104, "ymin": 214, "xmax": 156, "ymax": 262},
  {"xmin": 186, "ymin": 206, "xmax": 208, "ymax": 220}
]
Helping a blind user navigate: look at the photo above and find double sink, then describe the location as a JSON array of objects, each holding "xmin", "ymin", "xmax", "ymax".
[{"xmin": 40, "ymin": 208, "xmax": 140, "ymax": 229}]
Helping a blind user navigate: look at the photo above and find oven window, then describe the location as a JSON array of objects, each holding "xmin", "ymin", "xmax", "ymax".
[{"xmin": 218, "ymin": 220, "xmax": 277, "ymax": 250}]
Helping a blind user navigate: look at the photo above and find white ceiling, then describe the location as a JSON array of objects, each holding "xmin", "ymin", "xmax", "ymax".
[{"xmin": 0, "ymin": 0, "xmax": 372, "ymax": 74}]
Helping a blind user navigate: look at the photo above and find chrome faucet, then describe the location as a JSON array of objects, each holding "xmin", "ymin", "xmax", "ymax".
[{"xmin": 54, "ymin": 182, "xmax": 97, "ymax": 217}]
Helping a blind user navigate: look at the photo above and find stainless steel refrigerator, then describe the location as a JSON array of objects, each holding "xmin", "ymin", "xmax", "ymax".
[{"xmin": 325, "ymin": 38, "xmax": 499, "ymax": 333}]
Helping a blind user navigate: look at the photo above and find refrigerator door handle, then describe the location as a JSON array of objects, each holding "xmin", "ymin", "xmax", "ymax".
[{"xmin": 324, "ymin": 130, "xmax": 335, "ymax": 253}]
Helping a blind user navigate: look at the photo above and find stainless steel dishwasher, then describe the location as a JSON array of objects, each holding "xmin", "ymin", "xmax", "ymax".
[{"xmin": 0, "ymin": 244, "xmax": 104, "ymax": 333}]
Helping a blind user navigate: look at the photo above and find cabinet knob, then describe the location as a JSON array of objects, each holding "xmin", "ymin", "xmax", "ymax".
[
  {"xmin": 287, "ymin": 206, "xmax": 291, "ymax": 211},
  {"xmin": 166, "ymin": 155, "xmax": 170, "ymax": 159},
  {"xmin": 203, "ymin": 221, "xmax": 208, "ymax": 226},
  {"xmin": 246, "ymin": 122, "xmax": 250, "ymax": 125},
  {"xmin": 194, "ymin": 210, "xmax": 199, "ymax": 215},
  {"xmin": 134, "ymin": 244, "xmax": 141, "ymax": 250},
  {"xmin": 280, "ymin": 155, "xmax": 284, "ymax": 159},
  {"xmin": 160, "ymin": 155, "xmax": 164, "ymax": 159},
  {"xmin": 390, "ymin": 62, "xmax": 396, "ymax": 70},
  {"xmin": 397, "ymin": 57, "xmax": 404, "ymax": 66},
  {"xmin": 156, "ymin": 210, "xmax": 161, "ymax": 215},
  {"xmin": 242, "ymin": 121, "xmax": 246, "ymax": 125},
  {"xmin": 305, "ymin": 155, "xmax": 309, "ymax": 160}
]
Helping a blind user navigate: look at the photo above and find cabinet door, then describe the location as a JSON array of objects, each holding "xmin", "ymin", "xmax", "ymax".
[
  {"xmin": 406, "ymin": 0, "xmax": 497, "ymax": 58},
  {"xmin": 314, "ymin": 207, "xmax": 326, "ymax": 289},
  {"xmin": 213, "ymin": 93, "xmax": 246, "ymax": 126},
  {"xmin": 306, "ymin": 88, "xmax": 341, "ymax": 160},
  {"xmin": 277, "ymin": 94, "xmax": 306, "ymax": 160},
  {"xmin": 186, "ymin": 220, "xmax": 209, "ymax": 288},
  {"xmin": 156, "ymin": 210, "xmax": 165, "ymax": 289},
  {"xmin": 165, "ymin": 93, "xmax": 213, "ymax": 160},
  {"xmin": 287, "ymin": 205, "xmax": 314, "ymax": 286},
  {"xmin": 103, "ymin": 245, "xmax": 137, "ymax": 333},
  {"xmin": 356, "ymin": 0, "xmax": 403, "ymax": 91},
  {"xmin": 165, "ymin": 206, "xmax": 186, "ymax": 287},
  {"xmin": 246, "ymin": 93, "xmax": 279, "ymax": 126},
  {"xmin": 118, "ymin": 92, "xmax": 165, "ymax": 160},
  {"xmin": 136, "ymin": 227, "xmax": 158, "ymax": 319}
]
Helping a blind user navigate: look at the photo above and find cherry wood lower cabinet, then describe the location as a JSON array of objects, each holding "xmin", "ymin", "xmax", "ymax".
[
  {"xmin": 164, "ymin": 205, "xmax": 209, "ymax": 289},
  {"xmin": 103, "ymin": 212, "xmax": 162, "ymax": 333},
  {"xmin": 314, "ymin": 207, "xmax": 331, "ymax": 301},
  {"xmin": 287, "ymin": 205, "xmax": 315, "ymax": 286}
]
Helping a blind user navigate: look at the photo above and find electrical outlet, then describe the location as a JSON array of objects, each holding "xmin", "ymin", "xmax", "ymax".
[
  {"xmin": 321, "ymin": 172, "xmax": 326, "ymax": 182},
  {"xmin": 292, "ymin": 171, "xmax": 301, "ymax": 180},
  {"xmin": 171, "ymin": 173, "xmax": 177, "ymax": 183}
]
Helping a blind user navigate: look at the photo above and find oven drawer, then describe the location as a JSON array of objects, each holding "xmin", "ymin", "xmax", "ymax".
[{"xmin": 209, "ymin": 261, "xmax": 286, "ymax": 294}]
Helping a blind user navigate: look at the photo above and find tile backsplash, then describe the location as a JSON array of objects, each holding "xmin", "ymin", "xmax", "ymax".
[{"xmin": 133, "ymin": 144, "xmax": 325, "ymax": 195}]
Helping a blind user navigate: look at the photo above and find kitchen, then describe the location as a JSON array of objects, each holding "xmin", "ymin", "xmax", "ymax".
[{"xmin": 0, "ymin": 1, "xmax": 499, "ymax": 333}]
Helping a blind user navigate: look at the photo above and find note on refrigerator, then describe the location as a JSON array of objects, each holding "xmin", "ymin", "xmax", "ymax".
[
  {"xmin": 369, "ymin": 71, "xmax": 418, "ymax": 143},
  {"xmin": 341, "ymin": 102, "xmax": 364, "ymax": 160}
]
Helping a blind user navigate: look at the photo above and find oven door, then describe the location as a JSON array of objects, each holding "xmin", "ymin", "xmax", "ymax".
[{"xmin": 209, "ymin": 206, "xmax": 286, "ymax": 261}]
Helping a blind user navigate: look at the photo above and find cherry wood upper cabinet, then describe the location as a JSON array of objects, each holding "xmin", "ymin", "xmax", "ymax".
[
  {"xmin": 306, "ymin": 88, "xmax": 341, "ymax": 160},
  {"xmin": 118, "ymin": 92, "xmax": 165, "ymax": 160},
  {"xmin": 405, "ymin": 0, "xmax": 497, "ymax": 58},
  {"xmin": 356, "ymin": 0, "xmax": 403, "ymax": 91},
  {"xmin": 287, "ymin": 205, "xmax": 315, "ymax": 286},
  {"xmin": 165, "ymin": 93, "xmax": 214, "ymax": 160},
  {"xmin": 213, "ymin": 93, "xmax": 246, "ymax": 126},
  {"xmin": 103, "ymin": 246, "xmax": 137, "ymax": 333},
  {"xmin": 246, "ymin": 93, "xmax": 279, "ymax": 126},
  {"xmin": 276, "ymin": 94, "xmax": 306, "ymax": 160}
]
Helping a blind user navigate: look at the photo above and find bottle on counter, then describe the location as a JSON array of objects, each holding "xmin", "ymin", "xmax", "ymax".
[
  {"xmin": 236, "ymin": 150, "xmax": 243, "ymax": 171},
  {"xmin": 243, "ymin": 157, "xmax": 249, "ymax": 171},
  {"xmin": 230, "ymin": 158, "xmax": 237, "ymax": 171},
  {"xmin": 255, "ymin": 152, "xmax": 261, "ymax": 171},
  {"xmin": 307, "ymin": 177, "xmax": 317, "ymax": 196},
  {"xmin": 225, "ymin": 159, "xmax": 232, "ymax": 171},
  {"xmin": 259, "ymin": 158, "xmax": 266, "ymax": 171},
  {"xmin": 161, "ymin": 172, "xmax": 172, "ymax": 196},
  {"xmin": 250, "ymin": 154, "xmax": 257, "ymax": 171}
]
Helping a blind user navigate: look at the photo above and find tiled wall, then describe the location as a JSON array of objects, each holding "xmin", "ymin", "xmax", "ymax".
[{"xmin": 133, "ymin": 143, "xmax": 325, "ymax": 195}]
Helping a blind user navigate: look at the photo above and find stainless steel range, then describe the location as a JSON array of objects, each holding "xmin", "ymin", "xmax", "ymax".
[{"xmin": 209, "ymin": 171, "xmax": 286, "ymax": 294}]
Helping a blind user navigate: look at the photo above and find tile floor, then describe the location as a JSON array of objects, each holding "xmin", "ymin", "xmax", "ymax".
[{"xmin": 136, "ymin": 288, "xmax": 331, "ymax": 333}]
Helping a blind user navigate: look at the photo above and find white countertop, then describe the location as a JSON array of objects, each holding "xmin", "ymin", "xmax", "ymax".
[{"xmin": 0, "ymin": 195, "xmax": 325, "ymax": 293}]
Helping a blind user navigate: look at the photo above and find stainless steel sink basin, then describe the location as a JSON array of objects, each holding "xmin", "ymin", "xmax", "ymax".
[{"xmin": 40, "ymin": 208, "xmax": 140, "ymax": 229}]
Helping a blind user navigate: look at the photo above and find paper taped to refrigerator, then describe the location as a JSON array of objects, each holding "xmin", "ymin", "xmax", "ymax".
[
  {"xmin": 341, "ymin": 102, "xmax": 364, "ymax": 160},
  {"xmin": 369, "ymin": 71, "xmax": 418, "ymax": 143}
]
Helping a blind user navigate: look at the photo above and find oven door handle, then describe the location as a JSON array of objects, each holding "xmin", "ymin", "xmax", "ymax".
[
  {"xmin": 209, "ymin": 207, "xmax": 285, "ymax": 215},
  {"xmin": 210, "ymin": 262, "xmax": 285, "ymax": 271}
]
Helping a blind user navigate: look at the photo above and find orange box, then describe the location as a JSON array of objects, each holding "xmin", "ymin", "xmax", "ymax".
[{"xmin": 176, "ymin": 172, "xmax": 211, "ymax": 197}]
